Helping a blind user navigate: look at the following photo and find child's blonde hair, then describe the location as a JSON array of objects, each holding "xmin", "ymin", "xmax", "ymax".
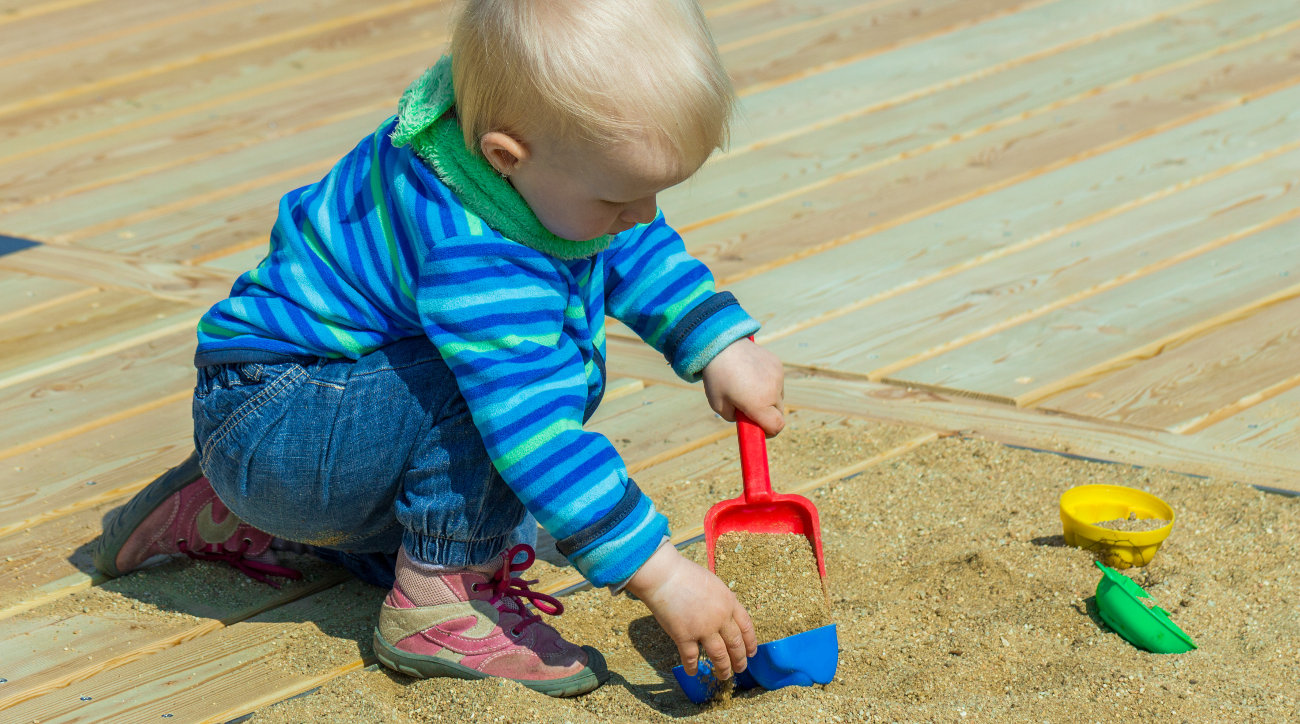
[{"xmin": 451, "ymin": 0, "xmax": 735, "ymax": 169}]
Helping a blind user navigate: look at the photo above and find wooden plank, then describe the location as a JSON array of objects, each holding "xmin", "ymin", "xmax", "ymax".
[
  {"xmin": 603, "ymin": 337, "xmax": 1300, "ymax": 491},
  {"xmin": 0, "ymin": 271, "xmax": 94, "ymax": 325},
  {"xmin": 1039, "ymin": 296, "xmax": 1300, "ymax": 434},
  {"xmin": 720, "ymin": 80, "xmax": 1300, "ymax": 355},
  {"xmin": 708, "ymin": 0, "xmax": 894, "ymax": 48},
  {"xmin": 684, "ymin": 31, "xmax": 1300, "ymax": 285},
  {"xmin": 717, "ymin": 0, "xmax": 1204, "ymax": 154},
  {"xmin": 782, "ymin": 368, "xmax": 1300, "ymax": 492},
  {"xmin": 0, "ymin": 558, "xmax": 351, "ymax": 712},
  {"xmin": 0, "ymin": 580, "xmax": 376, "ymax": 724},
  {"xmin": 665, "ymin": 0, "xmax": 1294, "ymax": 230},
  {"xmin": 0, "ymin": 0, "xmax": 819, "ymax": 170},
  {"xmin": 724, "ymin": 0, "xmax": 1039, "ymax": 92},
  {"xmin": 0, "ymin": 0, "xmax": 248, "ymax": 63},
  {"xmin": 1, "ymin": 64, "xmax": 415, "ymax": 221},
  {"xmin": 0, "ymin": 2, "xmax": 452, "ymax": 163},
  {"xmin": 765, "ymin": 143, "xmax": 1300, "ymax": 379},
  {"xmin": 0, "ymin": 397, "xmax": 191, "ymax": 539},
  {"xmin": 586, "ymin": 383, "xmax": 733, "ymax": 474},
  {"xmin": 1199, "ymin": 383, "xmax": 1300, "ymax": 454},
  {"xmin": 0, "ymin": 0, "xmax": 1192, "ymax": 261},
  {"xmin": 0, "ymin": 0, "xmax": 101, "ymax": 26},
  {"xmin": 0, "ymin": 242, "xmax": 237, "ymax": 305},
  {"xmin": 0, "ymin": 328, "xmax": 195, "ymax": 457},
  {"xmin": 886, "ymin": 221, "xmax": 1300, "ymax": 405},
  {"xmin": 0, "ymin": 289, "xmax": 196, "ymax": 390},
  {"xmin": 4, "ymin": 0, "xmax": 934, "ymax": 217},
  {"xmin": 0, "ymin": 504, "xmax": 107, "ymax": 621},
  {"xmin": 0, "ymin": 113, "xmax": 387, "ymax": 244},
  {"xmin": 69, "ymin": 179, "xmax": 293, "ymax": 267},
  {"xmin": 0, "ymin": 0, "xmax": 436, "ymax": 118}
]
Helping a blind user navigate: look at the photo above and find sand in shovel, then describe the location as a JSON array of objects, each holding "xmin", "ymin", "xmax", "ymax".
[{"xmin": 714, "ymin": 531, "xmax": 833, "ymax": 643}]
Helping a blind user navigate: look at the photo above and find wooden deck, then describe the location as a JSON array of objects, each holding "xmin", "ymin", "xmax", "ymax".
[{"xmin": 1, "ymin": 0, "xmax": 1298, "ymax": 719}]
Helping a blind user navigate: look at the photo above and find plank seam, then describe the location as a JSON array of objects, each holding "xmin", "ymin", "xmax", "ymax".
[
  {"xmin": 0, "ymin": 310, "xmax": 201, "ymax": 392},
  {"xmin": 714, "ymin": 72, "xmax": 1300, "ymax": 287},
  {"xmin": 711, "ymin": 0, "xmax": 1222, "ymax": 161},
  {"xmin": 1, "ymin": 98, "xmax": 394, "ymax": 217},
  {"xmin": 695, "ymin": 2, "xmax": 1291, "ymax": 232},
  {"xmin": 0, "ymin": 0, "xmax": 262, "ymax": 70},
  {"xmin": 751, "ymin": 137, "xmax": 1300, "ymax": 349},
  {"xmin": 0, "ymin": 0, "xmax": 101, "ymax": 26},
  {"xmin": 0, "ymin": 573, "xmax": 351, "ymax": 710},
  {"xmin": 736, "ymin": 0, "xmax": 1059, "ymax": 98},
  {"xmin": 900, "ymin": 281, "xmax": 1300, "ymax": 408},
  {"xmin": 0, "ymin": 0, "xmax": 438, "ymax": 119},
  {"xmin": 1173, "ymin": 370, "xmax": 1300, "ymax": 436},
  {"xmin": 865, "ymin": 204, "xmax": 1300, "ymax": 383}
]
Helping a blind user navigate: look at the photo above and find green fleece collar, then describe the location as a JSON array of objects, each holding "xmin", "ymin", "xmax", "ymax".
[{"xmin": 390, "ymin": 57, "xmax": 611, "ymax": 259}]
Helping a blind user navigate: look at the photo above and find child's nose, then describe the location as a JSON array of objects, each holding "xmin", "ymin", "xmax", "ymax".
[{"xmin": 620, "ymin": 195, "xmax": 658, "ymax": 225}]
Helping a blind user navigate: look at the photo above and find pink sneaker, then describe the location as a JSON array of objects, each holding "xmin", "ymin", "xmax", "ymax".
[
  {"xmin": 372, "ymin": 544, "xmax": 608, "ymax": 696},
  {"xmin": 93, "ymin": 453, "xmax": 302, "ymax": 587}
]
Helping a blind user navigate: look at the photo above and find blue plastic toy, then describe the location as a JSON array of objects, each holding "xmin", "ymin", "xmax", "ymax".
[{"xmin": 672, "ymin": 623, "xmax": 839, "ymax": 703}]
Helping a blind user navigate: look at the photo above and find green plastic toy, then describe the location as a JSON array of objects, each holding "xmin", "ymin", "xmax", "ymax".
[{"xmin": 1093, "ymin": 561, "xmax": 1196, "ymax": 654}]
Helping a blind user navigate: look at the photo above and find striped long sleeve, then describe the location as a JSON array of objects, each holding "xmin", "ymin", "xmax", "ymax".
[
  {"xmin": 415, "ymin": 237, "xmax": 668, "ymax": 585},
  {"xmin": 604, "ymin": 211, "xmax": 759, "ymax": 380},
  {"xmin": 194, "ymin": 117, "xmax": 759, "ymax": 585}
]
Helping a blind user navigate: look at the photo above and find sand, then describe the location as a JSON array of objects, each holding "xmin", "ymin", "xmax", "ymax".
[
  {"xmin": 1094, "ymin": 513, "xmax": 1172, "ymax": 532},
  {"xmin": 714, "ymin": 531, "xmax": 833, "ymax": 643},
  {"xmin": 247, "ymin": 436, "xmax": 1299, "ymax": 723}
]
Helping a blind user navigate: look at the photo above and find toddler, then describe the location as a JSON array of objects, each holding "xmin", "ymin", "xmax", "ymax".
[{"xmin": 95, "ymin": 0, "xmax": 784, "ymax": 697}]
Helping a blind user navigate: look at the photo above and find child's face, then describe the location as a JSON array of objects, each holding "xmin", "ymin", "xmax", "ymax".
[{"xmin": 499, "ymin": 133, "xmax": 698, "ymax": 242}]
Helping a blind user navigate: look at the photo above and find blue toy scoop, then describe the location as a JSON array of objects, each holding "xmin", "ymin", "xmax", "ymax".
[{"xmin": 673, "ymin": 623, "xmax": 839, "ymax": 704}]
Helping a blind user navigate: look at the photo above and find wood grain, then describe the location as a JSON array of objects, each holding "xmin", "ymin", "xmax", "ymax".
[
  {"xmin": 1039, "ymin": 296, "xmax": 1300, "ymax": 433},
  {"xmin": 0, "ymin": 242, "xmax": 236, "ymax": 305},
  {"xmin": 766, "ymin": 144, "xmax": 1300, "ymax": 378},
  {"xmin": 0, "ymin": 0, "xmax": 438, "ymax": 118},
  {"xmin": 687, "ymin": 36, "xmax": 1300, "ymax": 285},
  {"xmin": 0, "ymin": 328, "xmax": 195, "ymax": 456},
  {"xmin": 886, "ymin": 222, "xmax": 1300, "ymax": 405},
  {"xmin": 1199, "ymin": 382, "xmax": 1300, "ymax": 453},
  {"xmin": 604, "ymin": 337, "xmax": 1300, "ymax": 490},
  {"xmin": 665, "ymin": 0, "xmax": 1292, "ymax": 231}
]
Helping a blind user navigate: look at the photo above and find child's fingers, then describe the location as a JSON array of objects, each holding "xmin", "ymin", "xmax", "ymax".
[
  {"xmin": 677, "ymin": 640, "xmax": 701, "ymax": 676},
  {"xmin": 746, "ymin": 404, "xmax": 785, "ymax": 438},
  {"xmin": 720, "ymin": 618, "xmax": 749, "ymax": 674},
  {"xmin": 701, "ymin": 633, "xmax": 733, "ymax": 680},
  {"xmin": 734, "ymin": 603, "xmax": 758, "ymax": 657}
]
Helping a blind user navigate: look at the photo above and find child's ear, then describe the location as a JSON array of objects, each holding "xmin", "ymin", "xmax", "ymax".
[{"xmin": 479, "ymin": 131, "xmax": 530, "ymax": 177}]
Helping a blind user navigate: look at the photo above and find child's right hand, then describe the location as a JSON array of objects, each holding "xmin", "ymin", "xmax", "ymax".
[{"xmin": 624, "ymin": 544, "xmax": 757, "ymax": 679}]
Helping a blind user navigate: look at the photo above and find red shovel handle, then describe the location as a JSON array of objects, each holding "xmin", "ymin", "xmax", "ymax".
[{"xmin": 736, "ymin": 411, "xmax": 774, "ymax": 504}]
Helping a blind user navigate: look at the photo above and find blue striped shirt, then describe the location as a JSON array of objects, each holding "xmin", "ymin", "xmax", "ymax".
[{"xmin": 195, "ymin": 117, "xmax": 759, "ymax": 585}]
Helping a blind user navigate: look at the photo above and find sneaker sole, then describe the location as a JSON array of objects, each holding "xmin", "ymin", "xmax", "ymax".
[
  {"xmin": 92, "ymin": 451, "xmax": 204, "ymax": 578},
  {"xmin": 371, "ymin": 628, "xmax": 609, "ymax": 697}
]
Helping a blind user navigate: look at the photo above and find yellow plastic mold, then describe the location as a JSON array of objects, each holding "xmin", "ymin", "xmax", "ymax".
[{"xmin": 1059, "ymin": 484, "xmax": 1174, "ymax": 569}]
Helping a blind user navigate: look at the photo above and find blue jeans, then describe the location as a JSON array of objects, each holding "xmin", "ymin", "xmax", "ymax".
[{"xmin": 193, "ymin": 336, "xmax": 537, "ymax": 587}]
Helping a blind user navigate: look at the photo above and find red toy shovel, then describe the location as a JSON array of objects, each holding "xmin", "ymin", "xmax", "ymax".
[{"xmin": 704, "ymin": 411, "xmax": 828, "ymax": 578}]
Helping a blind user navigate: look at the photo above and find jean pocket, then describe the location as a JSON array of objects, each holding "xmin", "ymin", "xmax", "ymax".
[{"xmin": 197, "ymin": 363, "xmax": 307, "ymax": 473}]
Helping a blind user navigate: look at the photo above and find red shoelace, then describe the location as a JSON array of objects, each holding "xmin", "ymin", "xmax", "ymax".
[
  {"xmin": 178, "ymin": 538, "xmax": 304, "ymax": 589},
  {"xmin": 472, "ymin": 544, "xmax": 563, "ymax": 636}
]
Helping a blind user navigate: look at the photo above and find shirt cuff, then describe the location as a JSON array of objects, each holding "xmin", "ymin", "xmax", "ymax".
[
  {"xmin": 663, "ymin": 291, "xmax": 761, "ymax": 382},
  {"xmin": 609, "ymin": 535, "xmax": 671, "ymax": 594},
  {"xmin": 558, "ymin": 481, "xmax": 670, "ymax": 587}
]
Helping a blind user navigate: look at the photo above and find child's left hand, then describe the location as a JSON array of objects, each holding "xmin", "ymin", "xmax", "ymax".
[{"xmin": 701, "ymin": 337, "xmax": 785, "ymax": 437}]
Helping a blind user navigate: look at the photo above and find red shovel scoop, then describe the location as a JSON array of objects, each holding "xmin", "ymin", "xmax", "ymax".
[{"xmin": 704, "ymin": 411, "xmax": 828, "ymax": 578}]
